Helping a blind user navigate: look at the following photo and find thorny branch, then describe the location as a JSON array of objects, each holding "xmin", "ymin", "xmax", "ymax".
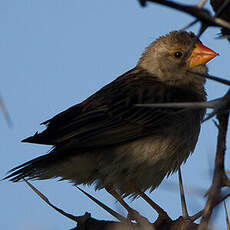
[{"xmin": 198, "ymin": 112, "xmax": 229, "ymax": 229}]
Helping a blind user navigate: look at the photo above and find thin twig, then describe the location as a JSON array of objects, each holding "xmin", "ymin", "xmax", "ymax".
[
  {"xmin": 215, "ymin": 0, "xmax": 230, "ymax": 17},
  {"xmin": 224, "ymin": 201, "xmax": 230, "ymax": 230},
  {"xmin": 128, "ymin": 182, "xmax": 171, "ymax": 223},
  {"xmin": 141, "ymin": 0, "xmax": 230, "ymax": 30},
  {"xmin": 135, "ymin": 99, "xmax": 219, "ymax": 109},
  {"xmin": 76, "ymin": 186, "xmax": 126, "ymax": 222},
  {"xmin": 0, "ymin": 95, "xmax": 12, "ymax": 127},
  {"xmin": 191, "ymin": 192, "xmax": 230, "ymax": 221},
  {"xmin": 203, "ymin": 89, "xmax": 230, "ymax": 121},
  {"xmin": 178, "ymin": 168, "xmax": 189, "ymax": 218},
  {"xmin": 197, "ymin": 0, "xmax": 208, "ymax": 9},
  {"xmin": 182, "ymin": 19, "xmax": 199, "ymax": 30},
  {"xmin": 188, "ymin": 71, "xmax": 230, "ymax": 86},
  {"xmin": 23, "ymin": 179, "xmax": 78, "ymax": 222}
]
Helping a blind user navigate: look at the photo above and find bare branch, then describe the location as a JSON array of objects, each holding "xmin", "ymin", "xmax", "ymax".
[
  {"xmin": 139, "ymin": 0, "xmax": 230, "ymax": 30},
  {"xmin": 204, "ymin": 89, "xmax": 230, "ymax": 121},
  {"xmin": 191, "ymin": 192, "xmax": 230, "ymax": 222},
  {"xmin": 198, "ymin": 112, "xmax": 229, "ymax": 229}
]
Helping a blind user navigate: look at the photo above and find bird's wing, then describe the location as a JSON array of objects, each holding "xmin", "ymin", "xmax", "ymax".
[
  {"xmin": 5, "ymin": 68, "xmax": 204, "ymax": 182},
  {"xmin": 22, "ymin": 68, "xmax": 202, "ymax": 148}
]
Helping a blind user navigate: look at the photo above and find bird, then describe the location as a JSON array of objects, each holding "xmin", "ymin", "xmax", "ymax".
[{"xmin": 5, "ymin": 31, "xmax": 217, "ymax": 211}]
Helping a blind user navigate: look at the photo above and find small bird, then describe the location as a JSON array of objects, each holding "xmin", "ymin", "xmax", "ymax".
[{"xmin": 6, "ymin": 31, "xmax": 217, "ymax": 204}]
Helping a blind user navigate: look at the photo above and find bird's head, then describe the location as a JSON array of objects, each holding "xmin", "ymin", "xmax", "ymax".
[{"xmin": 138, "ymin": 31, "xmax": 218, "ymax": 87}]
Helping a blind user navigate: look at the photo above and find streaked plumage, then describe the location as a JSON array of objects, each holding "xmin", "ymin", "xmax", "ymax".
[{"xmin": 6, "ymin": 31, "xmax": 217, "ymax": 196}]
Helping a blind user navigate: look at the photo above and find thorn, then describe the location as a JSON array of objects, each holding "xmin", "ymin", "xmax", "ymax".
[
  {"xmin": 224, "ymin": 201, "xmax": 230, "ymax": 230},
  {"xmin": 178, "ymin": 168, "xmax": 189, "ymax": 217}
]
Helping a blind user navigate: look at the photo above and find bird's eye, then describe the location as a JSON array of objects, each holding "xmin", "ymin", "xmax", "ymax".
[{"xmin": 174, "ymin": 51, "xmax": 183, "ymax": 58}]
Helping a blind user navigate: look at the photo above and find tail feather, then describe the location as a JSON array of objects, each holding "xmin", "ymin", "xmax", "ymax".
[
  {"xmin": 4, "ymin": 153, "xmax": 54, "ymax": 182},
  {"xmin": 22, "ymin": 131, "xmax": 54, "ymax": 145}
]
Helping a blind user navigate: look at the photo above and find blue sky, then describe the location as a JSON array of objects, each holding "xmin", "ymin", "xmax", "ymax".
[{"xmin": 1, "ymin": 1, "xmax": 230, "ymax": 229}]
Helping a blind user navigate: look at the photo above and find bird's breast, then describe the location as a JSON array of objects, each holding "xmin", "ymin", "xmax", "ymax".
[{"xmin": 113, "ymin": 110, "xmax": 202, "ymax": 173}]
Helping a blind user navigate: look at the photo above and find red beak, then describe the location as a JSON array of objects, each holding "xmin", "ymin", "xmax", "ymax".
[{"xmin": 188, "ymin": 42, "xmax": 218, "ymax": 68}]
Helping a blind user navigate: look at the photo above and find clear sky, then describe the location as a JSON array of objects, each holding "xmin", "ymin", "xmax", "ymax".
[{"xmin": 1, "ymin": 1, "xmax": 230, "ymax": 229}]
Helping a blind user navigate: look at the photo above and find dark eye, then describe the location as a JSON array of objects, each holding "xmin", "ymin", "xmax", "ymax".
[{"xmin": 174, "ymin": 51, "xmax": 183, "ymax": 58}]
